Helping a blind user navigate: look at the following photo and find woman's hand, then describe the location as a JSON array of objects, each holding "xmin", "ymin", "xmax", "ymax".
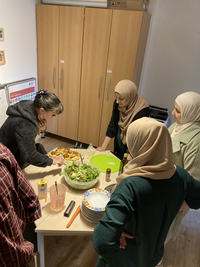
[
  {"xmin": 52, "ymin": 157, "xmax": 64, "ymax": 166},
  {"xmin": 179, "ymin": 200, "xmax": 190, "ymax": 211},
  {"xmin": 96, "ymin": 136, "xmax": 111, "ymax": 152},
  {"xmin": 96, "ymin": 146, "xmax": 105, "ymax": 152},
  {"xmin": 127, "ymin": 154, "xmax": 132, "ymax": 161},
  {"xmin": 119, "ymin": 231, "xmax": 134, "ymax": 249}
]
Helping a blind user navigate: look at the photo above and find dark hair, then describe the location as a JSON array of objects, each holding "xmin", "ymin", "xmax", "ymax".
[{"xmin": 34, "ymin": 90, "xmax": 63, "ymax": 114}]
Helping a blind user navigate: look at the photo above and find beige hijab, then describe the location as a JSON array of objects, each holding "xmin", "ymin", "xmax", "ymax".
[
  {"xmin": 112, "ymin": 117, "xmax": 176, "ymax": 192},
  {"xmin": 171, "ymin": 91, "xmax": 200, "ymax": 137},
  {"xmin": 115, "ymin": 80, "xmax": 149, "ymax": 144}
]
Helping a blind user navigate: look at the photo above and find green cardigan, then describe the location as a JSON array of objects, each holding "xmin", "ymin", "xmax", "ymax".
[
  {"xmin": 168, "ymin": 121, "xmax": 200, "ymax": 181},
  {"xmin": 93, "ymin": 167, "xmax": 200, "ymax": 267}
]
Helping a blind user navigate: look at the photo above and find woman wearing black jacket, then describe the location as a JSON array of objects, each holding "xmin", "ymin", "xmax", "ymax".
[
  {"xmin": 97, "ymin": 80, "xmax": 149, "ymax": 160},
  {"xmin": 0, "ymin": 90, "xmax": 64, "ymax": 169}
]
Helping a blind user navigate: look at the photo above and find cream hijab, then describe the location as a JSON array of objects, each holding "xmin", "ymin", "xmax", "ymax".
[
  {"xmin": 171, "ymin": 91, "xmax": 200, "ymax": 137},
  {"xmin": 112, "ymin": 117, "xmax": 176, "ymax": 192},
  {"xmin": 115, "ymin": 80, "xmax": 149, "ymax": 144}
]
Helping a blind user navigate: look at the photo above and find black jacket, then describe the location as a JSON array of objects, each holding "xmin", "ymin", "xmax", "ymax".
[
  {"xmin": 0, "ymin": 100, "xmax": 53, "ymax": 167},
  {"xmin": 106, "ymin": 100, "xmax": 150, "ymax": 155}
]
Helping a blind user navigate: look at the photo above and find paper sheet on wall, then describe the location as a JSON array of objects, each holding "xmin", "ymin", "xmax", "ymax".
[
  {"xmin": 7, "ymin": 78, "xmax": 36, "ymax": 105},
  {"xmin": 0, "ymin": 87, "xmax": 8, "ymax": 127}
]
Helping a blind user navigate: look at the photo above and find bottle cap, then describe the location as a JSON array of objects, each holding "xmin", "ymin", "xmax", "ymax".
[{"xmin": 106, "ymin": 168, "xmax": 111, "ymax": 173}]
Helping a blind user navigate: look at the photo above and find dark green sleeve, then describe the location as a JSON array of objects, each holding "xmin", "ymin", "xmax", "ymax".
[
  {"xmin": 176, "ymin": 166, "xmax": 200, "ymax": 209},
  {"xmin": 93, "ymin": 186, "xmax": 134, "ymax": 257},
  {"xmin": 185, "ymin": 177, "xmax": 200, "ymax": 209}
]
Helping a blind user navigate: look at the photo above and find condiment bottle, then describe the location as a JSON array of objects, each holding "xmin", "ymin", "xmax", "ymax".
[
  {"xmin": 105, "ymin": 168, "xmax": 111, "ymax": 182},
  {"xmin": 122, "ymin": 153, "xmax": 128, "ymax": 166},
  {"xmin": 119, "ymin": 153, "xmax": 128, "ymax": 174}
]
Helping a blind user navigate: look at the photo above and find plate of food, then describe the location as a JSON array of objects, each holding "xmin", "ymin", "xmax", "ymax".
[
  {"xmin": 49, "ymin": 147, "xmax": 84, "ymax": 164},
  {"xmin": 62, "ymin": 161, "xmax": 101, "ymax": 190}
]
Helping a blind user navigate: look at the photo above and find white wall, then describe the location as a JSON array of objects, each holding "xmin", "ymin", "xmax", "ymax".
[
  {"xmin": 140, "ymin": 0, "xmax": 200, "ymax": 125},
  {"xmin": 0, "ymin": 0, "xmax": 41, "ymax": 86}
]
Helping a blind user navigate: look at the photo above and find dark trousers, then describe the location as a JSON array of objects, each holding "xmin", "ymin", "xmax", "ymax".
[{"xmin": 23, "ymin": 222, "xmax": 37, "ymax": 253}]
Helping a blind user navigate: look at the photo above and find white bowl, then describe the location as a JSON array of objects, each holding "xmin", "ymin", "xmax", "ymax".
[{"xmin": 63, "ymin": 162, "xmax": 101, "ymax": 190}]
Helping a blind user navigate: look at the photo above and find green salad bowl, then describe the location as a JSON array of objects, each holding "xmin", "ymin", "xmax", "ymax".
[{"xmin": 63, "ymin": 161, "xmax": 101, "ymax": 190}]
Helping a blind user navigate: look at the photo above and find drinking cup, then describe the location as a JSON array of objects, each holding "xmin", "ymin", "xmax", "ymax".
[{"xmin": 45, "ymin": 183, "xmax": 68, "ymax": 211}]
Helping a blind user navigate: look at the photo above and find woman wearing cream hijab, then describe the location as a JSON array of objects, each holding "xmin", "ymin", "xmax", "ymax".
[
  {"xmin": 164, "ymin": 91, "xmax": 200, "ymax": 249},
  {"xmin": 97, "ymin": 79, "xmax": 149, "ymax": 160},
  {"xmin": 93, "ymin": 118, "xmax": 200, "ymax": 267},
  {"xmin": 170, "ymin": 91, "xmax": 200, "ymax": 179}
]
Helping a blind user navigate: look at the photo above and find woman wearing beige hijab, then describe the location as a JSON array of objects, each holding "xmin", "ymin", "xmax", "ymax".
[
  {"xmin": 112, "ymin": 117, "xmax": 176, "ymax": 192},
  {"xmin": 96, "ymin": 79, "xmax": 149, "ymax": 160},
  {"xmin": 93, "ymin": 118, "xmax": 200, "ymax": 267},
  {"xmin": 164, "ymin": 91, "xmax": 200, "ymax": 248}
]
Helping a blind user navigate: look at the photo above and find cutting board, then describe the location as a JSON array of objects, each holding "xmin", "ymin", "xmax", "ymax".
[{"xmin": 90, "ymin": 154, "xmax": 121, "ymax": 173}]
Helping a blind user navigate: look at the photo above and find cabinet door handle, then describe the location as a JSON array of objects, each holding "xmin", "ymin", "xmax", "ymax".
[
  {"xmin": 98, "ymin": 75, "xmax": 102, "ymax": 99},
  {"xmin": 53, "ymin": 67, "xmax": 55, "ymax": 89},
  {"xmin": 60, "ymin": 68, "xmax": 63, "ymax": 91},
  {"xmin": 107, "ymin": 77, "xmax": 111, "ymax": 101}
]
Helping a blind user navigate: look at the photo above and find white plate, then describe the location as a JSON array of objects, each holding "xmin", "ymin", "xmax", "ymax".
[
  {"xmin": 81, "ymin": 206, "xmax": 100, "ymax": 223},
  {"xmin": 82, "ymin": 188, "xmax": 110, "ymax": 211},
  {"xmin": 88, "ymin": 192, "xmax": 109, "ymax": 208}
]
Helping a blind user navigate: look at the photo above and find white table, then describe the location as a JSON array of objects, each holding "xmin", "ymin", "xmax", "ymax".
[{"xmin": 23, "ymin": 149, "xmax": 119, "ymax": 267}]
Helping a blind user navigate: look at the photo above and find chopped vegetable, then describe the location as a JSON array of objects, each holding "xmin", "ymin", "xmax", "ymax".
[
  {"xmin": 63, "ymin": 162, "xmax": 100, "ymax": 183},
  {"xmin": 66, "ymin": 205, "xmax": 81, "ymax": 228}
]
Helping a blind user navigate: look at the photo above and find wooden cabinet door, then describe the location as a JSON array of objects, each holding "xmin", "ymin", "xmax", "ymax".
[
  {"xmin": 99, "ymin": 10, "xmax": 145, "ymax": 150},
  {"xmin": 36, "ymin": 4, "xmax": 59, "ymax": 134},
  {"xmin": 78, "ymin": 8, "xmax": 112, "ymax": 147},
  {"xmin": 57, "ymin": 6, "xmax": 84, "ymax": 140},
  {"xmin": 37, "ymin": 5, "xmax": 84, "ymax": 139}
]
